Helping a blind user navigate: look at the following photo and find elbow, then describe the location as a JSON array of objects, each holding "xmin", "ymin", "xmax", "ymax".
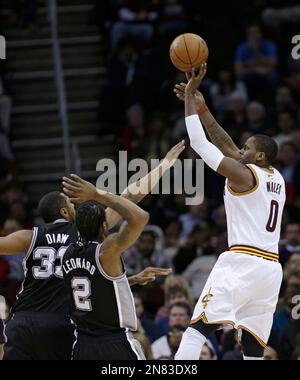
[
  {"xmin": 136, "ymin": 210, "xmax": 149, "ymax": 226},
  {"xmin": 189, "ymin": 139, "xmax": 201, "ymax": 154},
  {"xmin": 141, "ymin": 211, "xmax": 149, "ymax": 225}
]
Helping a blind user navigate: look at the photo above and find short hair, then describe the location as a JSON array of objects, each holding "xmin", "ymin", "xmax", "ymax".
[
  {"xmin": 75, "ymin": 200, "xmax": 106, "ymax": 243},
  {"xmin": 253, "ymin": 134, "xmax": 278, "ymax": 164},
  {"xmin": 168, "ymin": 285, "xmax": 189, "ymax": 299},
  {"xmin": 169, "ymin": 302, "xmax": 191, "ymax": 316},
  {"xmin": 38, "ymin": 191, "xmax": 68, "ymax": 223},
  {"xmin": 140, "ymin": 230, "xmax": 156, "ymax": 239}
]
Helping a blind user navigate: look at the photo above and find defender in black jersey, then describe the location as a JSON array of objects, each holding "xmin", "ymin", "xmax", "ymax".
[
  {"xmin": 1, "ymin": 192, "xmax": 77, "ymax": 360},
  {"xmin": 0, "ymin": 143, "xmax": 184, "ymax": 360},
  {"xmin": 62, "ymin": 176, "xmax": 152, "ymax": 360}
]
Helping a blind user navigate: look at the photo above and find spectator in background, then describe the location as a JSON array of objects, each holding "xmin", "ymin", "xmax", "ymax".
[
  {"xmin": 121, "ymin": 103, "xmax": 150, "ymax": 156},
  {"xmin": 200, "ymin": 342, "xmax": 217, "ymax": 360},
  {"xmin": 270, "ymin": 285, "xmax": 300, "ymax": 352},
  {"xmin": 155, "ymin": 275, "xmax": 194, "ymax": 321},
  {"xmin": 268, "ymin": 87, "xmax": 298, "ymax": 125},
  {"xmin": 220, "ymin": 92, "xmax": 247, "ymax": 143},
  {"xmin": 284, "ymin": 53, "xmax": 300, "ymax": 93},
  {"xmin": 100, "ymin": 38, "xmax": 161, "ymax": 133},
  {"xmin": 132, "ymin": 318, "xmax": 153, "ymax": 359},
  {"xmin": 234, "ymin": 24, "xmax": 278, "ymax": 99},
  {"xmin": 221, "ymin": 330, "xmax": 243, "ymax": 360},
  {"xmin": 173, "ymin": 222, "xmax": 215, "ymax": 275},
  {"xmin": 110, "ymin": 0, "xmax": 158, "ymax": 52},
  {"xmin": 283, "ymin": 253, "xmax": 300, "ymax": 280},
  {"xmin": 280, "ymin": 224, "xmax": 300, "ymax": 265},
  {"xmin": 156, "ymin": 285, "xmax": 194, "ymax": 335},
  {"xmin": 245, "ymin": 101, "xmax": 267, "ymax": 134},
  {"xmin": 123, "ymin": 230, "xmax": 166, "ymax": 276},
  {"xmin": 152, "ymin": 302, "xmax": 190, "ymax": 359},
  {"xmin": 274, "ymin": 111, "xmax": 297, "ymax": 149},
  {"xmin": 209, "ymin": 69, "xmax": 248, "ymax": 115},
  {"xmin": 2, "ymin": 218, "xmax": 24, "ymax": 279},
  {"xmin": 133, "ymin": 330, "xmax": 153, "ymax": 360},
  {"xmin": 182, "ymin": 250, "xmax": 218, "ymax": 300},
  {"xmin": 262, "ymin": 4, "xmax": 300, "ymax": 28},
  {"xmin": 280, "ymin": 313, "xmax": 300, "ymax": 360},
  {"xmin": 134, "ymin": 292, "xmax": 163, "ymax": 343},
  {"xmin": 162, "ymin": 220, "xmax": 182, "ymax": 270},
  {"xmin": 179, "ymin": 199, "xmax": 208, "ymax": 241},
  {"xmin": 10, "ymin": 202, "xmax": 32, "ymax": 228},
  {"xmin": 158, "ymin": 0, "xmax": 188, "ymax": 39},
  {"xmin": 276, "ymin": 142, "xmax": 300, "ymax": 204},
  {"xmin": 286, "ymin": 268, "xmax": 300, "ymax": 288},
  {"xmin": 154, "ymin": 325, "xmax": 185, "ymax": 360}
]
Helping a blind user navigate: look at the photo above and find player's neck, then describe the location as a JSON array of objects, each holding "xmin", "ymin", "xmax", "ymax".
[{"xmin": 254, "ymin": 162, "xmax": 272, "ymax": 169}]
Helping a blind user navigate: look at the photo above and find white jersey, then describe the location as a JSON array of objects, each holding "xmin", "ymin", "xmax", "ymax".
[{"xmin": 224, "ymin": 164, "xmax": 285, "ymax": 259}]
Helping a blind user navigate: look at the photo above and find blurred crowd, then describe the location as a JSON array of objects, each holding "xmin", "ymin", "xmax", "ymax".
[{"xmin": 1, "ymin": 0, "xmax": 300, "ymax": 360}]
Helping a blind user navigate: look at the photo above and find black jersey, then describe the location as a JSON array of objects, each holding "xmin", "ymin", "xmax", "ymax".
[
  {"xmin": 12, "ymin": 220, "xmax": 78, "ymax": 315},
  {"xmin": 62, "ymin": 242, "xmax": 137, "ymax": 335}
]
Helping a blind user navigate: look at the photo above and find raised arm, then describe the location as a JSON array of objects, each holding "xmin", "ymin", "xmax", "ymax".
[
  {"xmin": 63, "ymin": 176, "xmax": 149, "ymax": 255},
  {"xmin": 184, "ymin": 69, "xmax": 254, "ymax": 192},
  {"xmin": 105, "ymin": 140, "xmax": 185, "ymax": 229},
  {"xmin": 0, "ymin": 230, "xmax": 32, "ymax": 255},
  {"xmin": 174, "ymin": 65, "xmax": 241, "ymax": 160}
]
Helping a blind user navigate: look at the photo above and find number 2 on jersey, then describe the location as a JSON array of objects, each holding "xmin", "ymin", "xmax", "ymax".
[{"xmin": 71, "ymin": 277, "xmax": 92, "ymax": 311}]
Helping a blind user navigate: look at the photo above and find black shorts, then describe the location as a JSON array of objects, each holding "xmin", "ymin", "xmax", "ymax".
[
  {"xmin": 73, "ymin": 331, "xmax": 145, "ymax": 360},
  {"xmin": 3, "ymin": 312, "xmax": 75, "ymax": 360}
]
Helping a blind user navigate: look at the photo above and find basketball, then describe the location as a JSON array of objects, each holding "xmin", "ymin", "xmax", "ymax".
[{"xmin": 169, "ymin": 33, "xmax": 209, "ymax": 72}]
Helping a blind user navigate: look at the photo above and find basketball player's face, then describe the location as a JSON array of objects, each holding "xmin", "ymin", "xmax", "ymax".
[
  {"xmin": 66, "ymin": 199, "xmax": 76, "ymax": 222},
  {"xmin": 239, "ymin": 137, "xmax": 258, "ymax": 164}
]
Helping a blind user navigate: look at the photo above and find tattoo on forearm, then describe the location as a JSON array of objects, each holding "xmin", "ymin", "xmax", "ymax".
[{"xmin": 206, "ymin": 120, "xmax": 238, "ymax": 152}]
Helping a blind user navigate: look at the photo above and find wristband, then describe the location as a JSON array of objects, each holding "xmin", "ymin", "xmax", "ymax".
[{"xmin": 198, "ymin": 105, "xmax": 208, "ymax": 115}]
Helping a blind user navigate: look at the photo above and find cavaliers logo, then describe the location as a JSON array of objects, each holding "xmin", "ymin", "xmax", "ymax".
[{"xmin": 202, "ymin": 288, "xmax": 213, "ymax": 309}]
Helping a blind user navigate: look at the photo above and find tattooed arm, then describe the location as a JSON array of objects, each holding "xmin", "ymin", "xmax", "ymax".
[{"xmin": 198, "ymin": 108, "xmax": 241, "ymax": 160}]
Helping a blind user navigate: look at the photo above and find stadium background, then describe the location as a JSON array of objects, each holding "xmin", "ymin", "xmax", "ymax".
[{"xmin": 0, "ymin": 0, "xmax": 300, "ymax": 360}]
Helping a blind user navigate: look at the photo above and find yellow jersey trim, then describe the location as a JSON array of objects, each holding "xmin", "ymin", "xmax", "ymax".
[
  {"xmin": 190, "ymin": 313, "xmax": 267, "ymax": 348},
  {"xmin": 230, "ymin": 245, "xmax": 279, "ymax": 262},
  {"xmin": 227, "ymin": 164, "xmax": 259, "ymax": 196},
  {"xmin": 259, "ymin": 166, "xmax": 274, "ymax": 174},
  {"xmin": 190, "ymin": 312, "xmax": 235, "ymax": 327},
  {"xmin": 237, "ymin": 325, "xmax": 268, "ymax": 348}
]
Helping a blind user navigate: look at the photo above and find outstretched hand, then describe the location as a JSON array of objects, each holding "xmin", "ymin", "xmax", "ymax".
[
  {"xmin": 62, "ymin": 174, "xmax": 97, "ymax": 203},
  {"xmin": 163, "ymin": 140, "xmax": 185, "ymax": 167},
  {"xmin": 130, "ymin": 267, "xmax": 172, "ymax": 286},
  {"xmin": 174, "ymin": 82, "xmax": 206, "ymax": 107}
]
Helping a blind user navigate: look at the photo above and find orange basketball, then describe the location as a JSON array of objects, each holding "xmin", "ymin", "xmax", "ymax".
[{"xmin": 169, "ymin": 33, "xmax": 209, "ymax": 72}]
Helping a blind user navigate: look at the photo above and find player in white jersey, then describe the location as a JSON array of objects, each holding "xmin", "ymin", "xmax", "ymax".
[{"xmin": 173, "ymin": 64, "xmax": 285, "ymax": 360}]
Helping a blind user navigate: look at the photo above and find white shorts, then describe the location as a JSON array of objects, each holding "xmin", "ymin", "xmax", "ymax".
[{"xmin": 191, "ymin": 251, "xmax": 283, "ymax": 347}]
